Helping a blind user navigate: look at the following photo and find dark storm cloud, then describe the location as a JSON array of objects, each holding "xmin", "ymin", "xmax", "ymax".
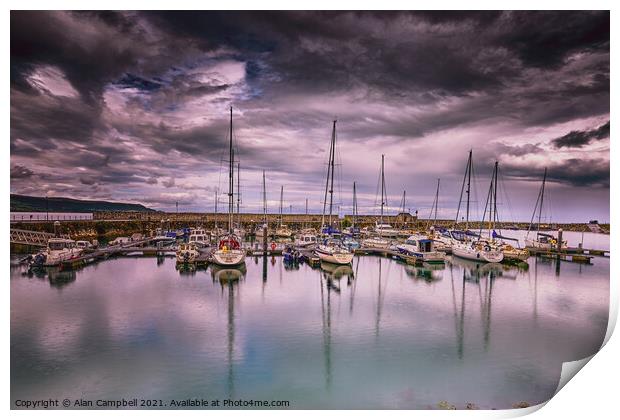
[
  {"xmin": 10, "ymin": 11, "xmax": 144, "ymax": 104},
  {"xmin": 552, "ymin": 121, "xmax": 610, "ymax": 148},
  {"xmin": 11, "ymin": 90, "xmax": 102, "ymax": 150},
  {"xmin": 494, "ymin": 11, "xmax": 609, "ymax": 68},
  {"xmin": 502, "ymin": 158, "xmax": 609, "ymax": 188},
  {"xmin": 9, "ymin": 11, "xmax": 610, "ymax": 219}
]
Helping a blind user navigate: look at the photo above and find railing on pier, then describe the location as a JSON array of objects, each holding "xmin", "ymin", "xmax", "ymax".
[{"xmin": 10, "ymin": 229, "xmax": 69, "ymax": 246}]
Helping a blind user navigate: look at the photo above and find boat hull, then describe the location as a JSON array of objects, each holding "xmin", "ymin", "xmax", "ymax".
[
  {"xmin": 315, "ymin": 248, "xmax": 354, "ymax": 265},
  {"xmin": 211, "ymin": 250, "xmax": 246, "ymax": 267},
  {"xmin": 452, "ymin": 244, "xmax": 503, "ymax": 263}
]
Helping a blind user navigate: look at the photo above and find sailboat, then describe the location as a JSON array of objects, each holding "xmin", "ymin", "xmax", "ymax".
[
  {"xmin": 212, "ymin": 107, "xmax": 246, "ymax": 267},
  {"xmin": 233, "ymin": 161, "xmax": 246, "ymax": 239},
  {"xmin": 341, "ymin": 182, "xmax": 360, "ymax": 250},
  {"xmin": 255, "ymin": 170, "xmax": 271, "ymax": 238},
  {"xmin": 362, "ymin": 155, "xmax": 392, "ymax": 249},
  {"xmin": 451, "ymin": 151, "xmax": 504, "ymax": 263},
  {"xmin": 315, "ymin": 120, "xmax": 354, "ymax": 265},
  {"xmin": 480, "ymin": 162, "xmax": 529, "ymax": 262},
  {"xmin": 525, "ymin": 168, "xmax": 567, "ymax": 250},
  {"xmin": 275, "ymin": 186, "xmax": 293, "ymax": 238},
  {"xmin": 426, "ymin": 178, "xmax": 452, "ymax": 253}
]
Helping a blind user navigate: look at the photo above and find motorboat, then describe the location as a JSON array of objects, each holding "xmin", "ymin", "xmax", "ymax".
[
  {"xmin": 30, "ymin": 238, "xmax": 83, "ymax": 267},
  {"xmin": 396, "ymin": 234, "xmax": 446, "ymax": 263},
  {"xmin": 295, "ymin": 232, "xmax": 318, "ymax": 248},
  {"xmin": 188, "ymin": 228, "xmax": 210, "ymax": 249},
  {"xmin": 75, "ymin": 240, "xmax": 93, "ymax": 250},
  {"xmin": 176, "ymin": 242, "xmax": 199, "ymax": 264}
]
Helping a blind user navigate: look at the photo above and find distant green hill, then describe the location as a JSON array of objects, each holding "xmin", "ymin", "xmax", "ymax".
[{"xmin": 10, "ymin": 194, "xmax": 156, "ymax": 213}]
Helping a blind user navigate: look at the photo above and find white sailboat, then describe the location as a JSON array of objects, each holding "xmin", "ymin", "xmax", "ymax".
[
  {"xmin": 254, "ymin": 171, "xmax": 271, "ymax": 237},
  {"xmin": 275, "ymin": 185, "xmax": 293, "ymax": 238},
  {"xmin": 450, "ymin": 150, "xmax": 504, "ymax": 263},
  {"xmin": 362, "ymin": 154, "xmax": 392, "ymax": 249},
  {"xmin": 233, "ymin": 161, "xmax": 246, "ymax": 239},
  {"xmin": 212, "ymin": 106, "xmax": 246, "ymax": 267},
  {"xmin": 480, "ymin": 161, "xmax": 529, "ymax": 262},
  {"xmin": 315, "ymin": 120, "xmax": 353, "ymax": 265},
  {"xmin": 525, "ymin": 168, "xmax": 567, "ymax": 250}
]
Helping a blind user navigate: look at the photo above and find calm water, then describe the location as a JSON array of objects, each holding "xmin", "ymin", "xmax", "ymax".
[{"xmin": 11, "ymin": 247, "xmax": 609, "ymax": 409}]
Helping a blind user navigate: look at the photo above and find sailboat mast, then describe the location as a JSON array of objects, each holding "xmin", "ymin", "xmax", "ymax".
[
  {"xmin": 214, "ymin": 187, "xmax": 218, "ymax": 229},
  {"xmin": 434, "ymin": 178, "xmax": 440, "ymax": 225},
  {"xmin": 228, "ymin": 106, "xmax": 234, "ymax": 234},
  {"xmin": 262, "ymin": 170, "xmax": 267, "ymax": 225},
  {"xmin": 321, "ymin": 121, "xmax": 336, "ymax": 231},
  {"xmin": 279, "ymin": 186, "xmax": 284, "ymax": 227},
  {"xmin": 328, "ymin": 120, "xmax": 336, "ymax": 228},
  {"xmin": 492, "ymin": 161, "xmax": 498, "ymax": 231},
  {"xmin": 537, "ymin": 167, "xmax": 547, "ymax": 234},
  {"xmin": 380, "ymin": 154, "xmax": 385, "ymax": 226},
  {"xmin": 237, "ymin": 162, "xmax": 241, "ymax": 227},
  {"xmin": 352, "ymin": 181, "xmax": 357, "ymax": 229},
  {"xmin": 401, "ymin": 190, "xmax": 406, "ymax": 228},
  {"xmin": 465, "ymin": 150, "xmax": 472, "ymax": 231}
]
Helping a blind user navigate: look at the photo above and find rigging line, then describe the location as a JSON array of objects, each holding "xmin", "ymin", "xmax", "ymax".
[
  {"xmin": 526, "ymin": 169, "xmax": 546, "ymax": 236},
  {"xmin": 454, "ymin": 150, "xmax": 471, "ymax": 227}
]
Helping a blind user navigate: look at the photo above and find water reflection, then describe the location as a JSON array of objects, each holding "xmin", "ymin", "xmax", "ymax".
[
  {"xmin": 22, "ymin": 265, "xmax": 77, "ymax": 289},
  {"xmin": 404, "ymin": 263, "xmax": 444, "ymax": 282},
  {"xmin": 10, "ymin": 250, "xmax": 609, "ymax": 409}
]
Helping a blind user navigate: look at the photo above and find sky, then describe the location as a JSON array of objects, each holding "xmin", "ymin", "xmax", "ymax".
[{"xmin": 10, "ymin": 11, "xmax": 610, "ymax": 222}]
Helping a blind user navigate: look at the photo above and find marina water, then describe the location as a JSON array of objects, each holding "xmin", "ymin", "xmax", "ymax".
[{"xmin": 11, "ymin": 232, "xmax": 609, "ymax": 409}]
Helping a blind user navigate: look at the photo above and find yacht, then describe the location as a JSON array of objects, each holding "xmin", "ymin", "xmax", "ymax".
[
  {"xmin": 375, "ymin": 222, "xmax": 400, "ymax": 238},
  {"xmin": 315, "ymin": 119, "xmax": 354, "ymax": 265},
  {"xmin": 315, "ymin": 239, "xmax": 354, "ymax": 265},
  {"xmin": 363, "ymin": 155, "xmax": 397, "ymax": 246},
  {"xmin": 75, "ymin": 240, "xmax": 93, "ymax": 250},
  {"xmin": 361, "ymin": 236, "xmax": 391, "ymax": 249},
  {"xmin": 188, "ymin": 228, "xmax": 210, "ymax": 249},
  {"xmin": 295, "ymin": 232, "xmax": 318, "ymax": 248},
  {"xmin": 31, "ymin": 238, "xmax": 83, "ymax": 267},
  {"xmin": 211, "ymin": 106, "xmax": 246, "ymax": 267},
  {"xmin": 176, "ymin": 242, "xmax": 199, "ymax": 264},
  {"xmin": 396, "ymin": 234, "xmax": 446, "ymax": 263},
  {"xmin": 525, "ymin": 168, "xmax": 567, "ymax": 250},
  {"xmin": 452, "ymin": 239, "xmax": 504, "ymax": 263}
]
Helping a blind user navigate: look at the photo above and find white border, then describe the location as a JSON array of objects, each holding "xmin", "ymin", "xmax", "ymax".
[{"xmin": 4, "ymin": 2, "xmax": 616, "ymax": 419}]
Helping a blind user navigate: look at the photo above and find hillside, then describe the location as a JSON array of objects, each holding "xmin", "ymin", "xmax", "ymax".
[{"xmin": 10, "ymin": 194, "xmax": 156, "ymax": 213}]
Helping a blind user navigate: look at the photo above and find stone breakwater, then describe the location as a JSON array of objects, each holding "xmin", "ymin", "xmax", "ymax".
[{"xmin": 10, "ymin": 213, "xmax": 608, "ymax": 244}]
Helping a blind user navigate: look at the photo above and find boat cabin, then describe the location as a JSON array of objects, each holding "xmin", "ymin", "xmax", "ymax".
[
  {"xmin": 219, "ymin": 236, "xmax": 241, "ymax": 250},
  {"xmin": 48, "ymin": 238, "xmax": 76, "ymax": 251},
  {"xmin": 405, "ymin": 236, "xmax": 433, "ymax": 252}
]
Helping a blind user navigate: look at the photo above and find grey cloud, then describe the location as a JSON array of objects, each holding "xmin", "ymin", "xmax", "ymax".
[
  {"xmin": 10, "ymin": 165, "xmax": 34, "ymax": 179},
  {"xmin": 552, "ymin": 121, "xmax": 610, "ymax": 148}
]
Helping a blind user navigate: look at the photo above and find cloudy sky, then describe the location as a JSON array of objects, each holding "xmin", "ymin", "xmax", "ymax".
[{"xmin": 10, "ymin": 11, "xmax": 609, "ymax": 222}]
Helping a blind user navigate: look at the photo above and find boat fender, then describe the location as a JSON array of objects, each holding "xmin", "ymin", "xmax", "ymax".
[
  {"xmin": 477, "ymin": 253, "xmax": 481, "ymax": 259},
  {"xmin": 271, "ymin": 242, "xmax": 277, "ymax": 251}
]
